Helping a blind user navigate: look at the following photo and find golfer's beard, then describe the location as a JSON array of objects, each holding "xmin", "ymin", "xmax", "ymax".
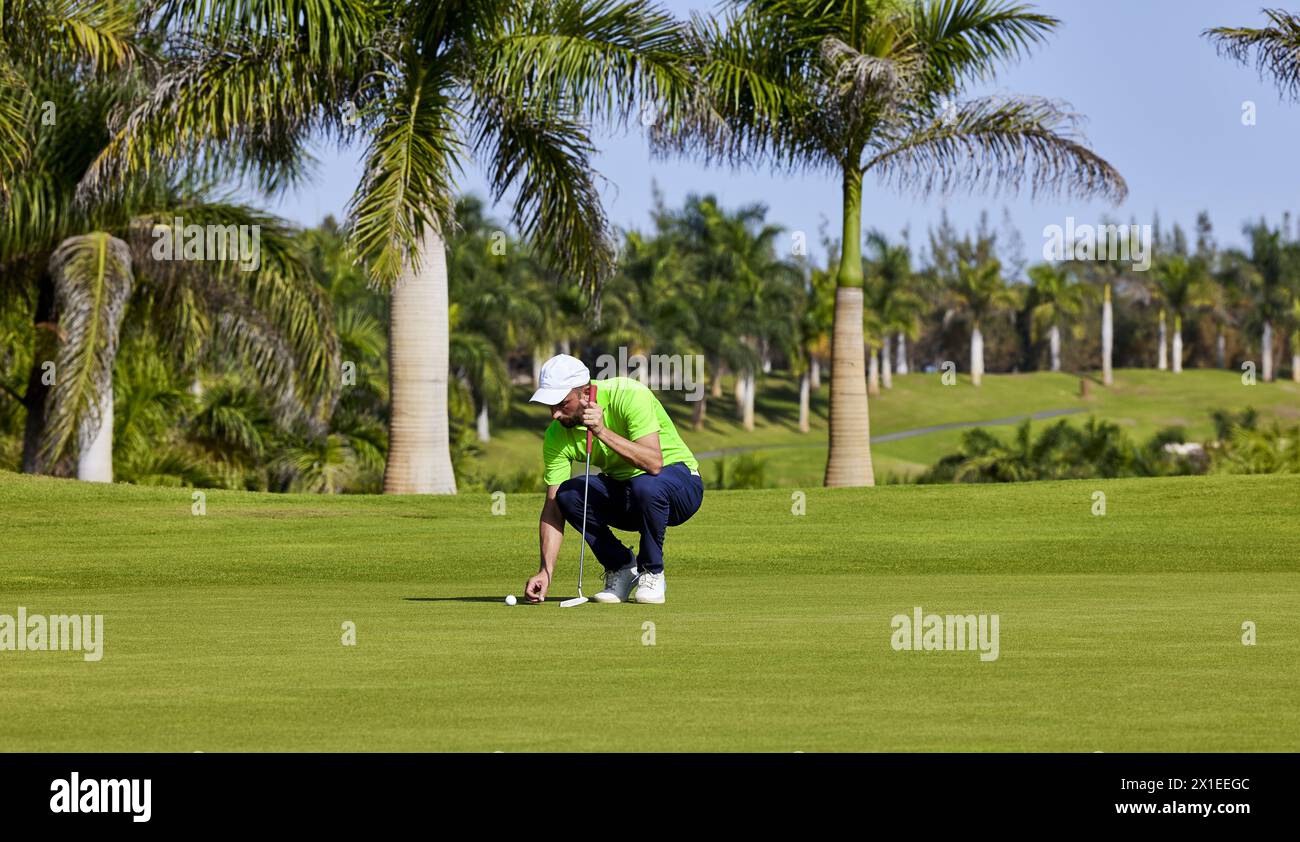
[{"xmin": 558, "ymin": 414, "xmax": 581, "ymax": 428}]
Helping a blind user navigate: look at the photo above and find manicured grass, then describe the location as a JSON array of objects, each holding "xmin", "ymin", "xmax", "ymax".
[
  {"xmin": 481, "ymin": 369, "xmax": 1300, "ymax": 487},
  {"xmin": 1, "ymin": 469, "xmax": 1296, "ymax": 751}
]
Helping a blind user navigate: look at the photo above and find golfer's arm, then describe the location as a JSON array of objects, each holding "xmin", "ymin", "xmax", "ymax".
[
  {"xmin": 596, "ymin": 429, "xmax": 663, "ymax": 474},
  {"xmin": 538, "ymin": 485, "xmax": 566, "ymax": 577}
]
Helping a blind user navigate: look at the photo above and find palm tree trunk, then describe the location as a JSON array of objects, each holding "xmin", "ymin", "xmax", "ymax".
[
  {"xmin": 823, "ymin": 167, "xmax": 873, "ymax": 487},
  {"xmin": 867, "ymin": 344, "xmax": 880, "ymax": 395},
  {"xmin": 1049, "ymin": 323, "xmax": 1061, "ymax": 372},
  {"xmin": 881, "ymin": 335, "xmax": 893, "ymax": 389},
  {"xmin": 895, "ymin": 333, "xmax": 908, "ymax": 375},
  {"xmin": 533, "ymin": 347, "xmax": 545, "ymax": 386},
  {"xmin": 742, "ymin": 370, "xmax": 755, "ymax": 431},
  {"xmin": 692, "ymin": 395, "xmax": 706, "ymax": 430},
  {"xmin": 383, "ymin": 225, "xmax": 457, "ymax": 494},
  {"xmin": 825, "ymin": 290, "xmax": 874, "ymax": 486},
  {"xmin": 733, "ymin": 369, "xmax": 744, "ymax": 418},
  {"xmin": 1216, "ymin": 327, "xmax": 1226, "ymax": 368},
  {"xmin": 712, "ymin": 361, "xmax": 725, "ymax": 398},
  {"xmin": 76, "ymin": 385, "xmax": 114, "ymax": 482},
  {"xmin": 1262, "ymin": 320, "xmax": 1274, "ymax": 382},
  {"xmin": 476, "ymin": 400, "xmax": 490, "ymax": 443},
  {"xmin": 1102, "ymin": 283, "xmax": 1114, "ymax": 386},
  {"xmin": 810, "ymin": 356, "xmax": 821, "ymax": 389},
  {"xmin": 971, "ymin": 322, "xmax": 984, "ymax": 386},
  {"xmin": 1157, "ymin": 309, "xmax": 1168, "ymax": 370},
  {"xmin": 1172, "ymin": 315, "xmax": 1183, "ymax": 374},
  {"xmin": 21, "ymin": 271, "xmax": 57, "ymax": 474},
  {"xmin": 798, "ymin": 371, "xmax": 810, "ymax": 433}
]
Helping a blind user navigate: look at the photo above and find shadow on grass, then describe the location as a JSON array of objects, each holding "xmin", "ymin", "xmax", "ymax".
[{"xmin": 404, "ymin": 596, "xmax": 553, "ymax": 604}]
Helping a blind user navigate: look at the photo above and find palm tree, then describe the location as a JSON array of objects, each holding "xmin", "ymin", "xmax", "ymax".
[
  {"xmin": 77, "ymin": 0, "xmax": 696, "ymax": 494},
  {"xmin": 1208, "ymin": 13, "xmax": 1300, "ymax": 382},
  {"xmin": 863, "ymin": 230, "xmax": 922, "ymax": 393},
  {"xmin": 1026, "ymin": 263, "xmax": 1083, "ymax": 372},
  {"xmin": 1204, "ymin": 262, "xmax": 1238, "ymax": 369},
  {"xmin": 1152, "ymin": 255, "xmax": 1212, "ymax": 374},
  {"xmin": 1224, "ymin": 222, "xmax": 1293, "ymax": 382},
  {"xmin": 706, "ymin": 199, "xmax": 802, "ymax": 431},
  {"xmin": 636, "ymin": 193, "xmax": 797, "ymax": 431},
  {"xmin": 1071, "ymin": 250, "xmax": 1130, "ymax": 386},
  {"xmin": 446, "ymin": 196, "xmax": 539, "ymax": 443},
  {"xmin": 796, "ymin": 260, "xmax": 836, "ymax": 433},
  {"xmin": 2, "ymin": 72, "xmax": 336, "ymax": 482},
  {"xmin": 659, "ymin": 0, "xmax": 1126, "ymax": 486},
  {"xmin": 947, "ymin": 257, "xmax": 1016, "ymax": 386}
]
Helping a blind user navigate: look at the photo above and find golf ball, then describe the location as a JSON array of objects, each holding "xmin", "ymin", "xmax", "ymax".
[{"xmin": 505, "ymin": 595, "xmax": 517, "ymax": 606}]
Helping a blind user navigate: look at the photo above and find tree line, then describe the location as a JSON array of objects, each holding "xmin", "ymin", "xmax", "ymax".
[{"xmin": 3, "ymin": 1, "xmax": 1298, "ymax": 493}]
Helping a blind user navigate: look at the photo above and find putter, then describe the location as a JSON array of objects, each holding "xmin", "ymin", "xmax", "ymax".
[{"xmin": 561, "ymin": 383, "xmax": 597, "ymax": 608}]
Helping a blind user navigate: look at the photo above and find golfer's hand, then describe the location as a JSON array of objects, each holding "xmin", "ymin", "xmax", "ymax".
[
  {"xmin": 525, "ymin": 571, "xmax": 550, "ymax": 603},
  {"xmin": 579, "ymin": 397, "xmax": 604, "ymax": 435}
]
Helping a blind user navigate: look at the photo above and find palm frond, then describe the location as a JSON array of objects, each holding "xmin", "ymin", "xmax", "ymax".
[
  {"xmin": 913, "ymin": 0, "xmax": 1057, "ymax": 91},
  {"xmin": 1205, "ymin": 9, "xmax": 1300, "ymax": 102},
  {"xmin": 650, "ymin": 7, "xmax": 802, "ymax": 169},
  {"xmin": 866, "ymin": 95, "xmax": 1127, "ymax": 202},
  {"xmin": 76, "ymin": 0, "xmax": 382, "ymax": 205},
  {"xmin": 471, "ymin": 89, "xmax": 616, "ymax": 302},
  {"xmin": 346, "ymin": 59, "xmax": 464, "ymax": 287},
  {"xmin": 481, "ymin": 0, "xmax": 695, "ymax": 129},
  {"xmin": 40, "ymin": 232, "xmax": 134, "ymax": 468}
]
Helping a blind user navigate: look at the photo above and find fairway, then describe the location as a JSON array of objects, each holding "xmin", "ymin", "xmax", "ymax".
[{"xmin": 1, "ymin": 470, "xmax": 1297, "ymax": 752}]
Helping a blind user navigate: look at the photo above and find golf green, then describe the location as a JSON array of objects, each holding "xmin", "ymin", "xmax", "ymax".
[{"xmin": 1, "ymin": 470, "xmax": 1296, "ymax": 751}]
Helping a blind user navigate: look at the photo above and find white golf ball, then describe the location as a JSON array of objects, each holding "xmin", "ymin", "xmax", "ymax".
[{"xmin": 505, "ymin": 595, "xmax": 517, "ymax": 606}]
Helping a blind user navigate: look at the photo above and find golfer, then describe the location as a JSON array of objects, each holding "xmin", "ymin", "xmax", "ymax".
[{"xmin": 524, "ymin": 354, "xmax": 704, "ymax": 605}]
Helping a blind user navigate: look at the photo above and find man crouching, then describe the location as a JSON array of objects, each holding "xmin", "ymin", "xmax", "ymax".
[{"xmin": 524, "ymin": 354, "xmax": 704, "ymax": 605}]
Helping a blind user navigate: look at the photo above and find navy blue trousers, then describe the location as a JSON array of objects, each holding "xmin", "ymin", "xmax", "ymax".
[{"xmin": 555, "ymin": 461, "xmax": 704, "ymax": 574}]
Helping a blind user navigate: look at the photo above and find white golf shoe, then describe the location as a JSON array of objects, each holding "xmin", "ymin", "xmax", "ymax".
[
  {"xmin": 633, "ymin": 570, "xmax": 666, "ymax": 604},
  {"xmin": 592, "ymin": 565, "xmax": 638, "ymax": 603}
]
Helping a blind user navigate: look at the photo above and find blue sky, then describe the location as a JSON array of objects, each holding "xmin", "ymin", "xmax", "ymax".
[{"xmin": 254, "ymin": 0, "xmax": 1300, "ymax": 267}]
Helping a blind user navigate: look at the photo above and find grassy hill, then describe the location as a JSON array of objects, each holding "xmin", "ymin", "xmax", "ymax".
[
  {"xmin": 1, "ymin": 469, "xmax": 1296, "ymax": 751},
  {"xmin": 480, "ymin": 368, "xmax": 1300, "ymax": 487}
]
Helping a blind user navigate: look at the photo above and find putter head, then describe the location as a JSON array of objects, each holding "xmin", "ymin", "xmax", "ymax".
[{"xmin": 559, "ymin": 596, "xmax": 589, "ymax": 608}]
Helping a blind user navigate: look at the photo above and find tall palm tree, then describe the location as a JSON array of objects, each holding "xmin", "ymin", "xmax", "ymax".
[
  {"xmin": 1070, "ymin": 250, "xmax": 1130, "ymax": 385},
  {"xmin": 1224, "ymin": 222, "xmax": 1293, "ymax": 382},
  {"xmin": 77, "ymin": 0, "xmax": 696, "ymax": 494},
  {"xmin": 1208, "ymin": 13, "xmax": 1300, "ymax": 382},
  {"xmin": 446, "ymin": 196, "xmax": 539, "ymax": 443},
  {"xmin": 1203, "ymin": 265, "xmax": 1237, "ymax": 369},
  {"xmin": 1152, "ymin": 255, "xmax": 1212, "ymax": 374},
  {"xmin": 862, "ymin": 230, "xmax": 921, "ymax": 393},
  {"xmin": 659, "ymin": 0, "xmax": 1126, "ymax": 486},
  {"xmin": 796, "ymin": 259, "xmax": 836, "ymax": 432},
  {"xmin": 703, "ymin": 198, "xmax": 802, "ymax": 431},
  {"xmin": 638, "ymin": 193, "xmax": 794, "ymax": 430},
  {"xmin": 1026, "ymin": 263, "xmax": 1083, "ymax": 372},
  {"xmin": 947, "ymin": 257, "xmax": 1016, "ymax": 386}
]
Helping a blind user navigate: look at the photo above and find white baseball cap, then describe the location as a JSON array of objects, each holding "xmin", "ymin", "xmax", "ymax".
[{"xmin": 529, "ymin": 354, "xmax": 591, "ymax": 405}]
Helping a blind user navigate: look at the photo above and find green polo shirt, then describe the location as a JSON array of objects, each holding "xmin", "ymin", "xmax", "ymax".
[{"xmin": 542, "ymin": 377, "xmax": 699, "ymax": 486}]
